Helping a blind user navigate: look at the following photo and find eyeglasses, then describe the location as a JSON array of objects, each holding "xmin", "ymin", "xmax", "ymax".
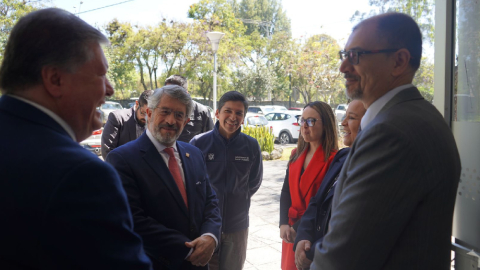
[
  {"xmin": 155, "ymin": 107, "xmax": 186, "ymax": 121},
  {"xmin": 138, "ymin": 109, "xmax": 147, "ymax": 116},
  {"xmin": 298, "ymin": 117, "xmax": 320, "ymax": 127},
  {"xmin": 339, "ymin": 49, "xmax": 399, "ymax": 65}
]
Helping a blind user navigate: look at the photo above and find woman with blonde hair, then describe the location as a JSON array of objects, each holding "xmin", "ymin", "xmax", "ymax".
[{"xmin": 279, "ymin": 101, "xmax": 339, "ymax": 270}]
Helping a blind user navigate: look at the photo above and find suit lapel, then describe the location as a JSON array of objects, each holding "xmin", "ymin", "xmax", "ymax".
[
  {"xmin": 176, "ymin": 142, "xmax": 195, "ymax": 216},
  {"xmin": 139, "ymin": 135, "xmax": 189, "ymax": 217}
]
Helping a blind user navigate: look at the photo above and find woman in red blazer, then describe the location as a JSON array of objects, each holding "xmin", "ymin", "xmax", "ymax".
[{"xmin": 279, "ymin": 101, "xmax": 339, "ymax": 270}]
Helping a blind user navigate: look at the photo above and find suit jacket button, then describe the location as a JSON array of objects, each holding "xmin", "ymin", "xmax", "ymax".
[{"xmin": 317, "ymin": 225, "xmax": 321, "ymax": 231}]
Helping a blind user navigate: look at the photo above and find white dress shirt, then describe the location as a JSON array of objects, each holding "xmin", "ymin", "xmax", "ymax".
[{"xmin": 360, "ymin": 84, "xmax": 414, "ymax": 131}]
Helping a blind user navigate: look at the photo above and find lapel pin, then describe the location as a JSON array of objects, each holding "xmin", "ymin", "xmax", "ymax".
[{"xmin": 186, "ymin": 153, "xmax": 190, "ymax": 158}]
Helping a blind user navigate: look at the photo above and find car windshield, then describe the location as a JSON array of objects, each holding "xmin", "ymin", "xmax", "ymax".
[
  {"xmin": 247, "ymin": 116, "xmax": 268, "ymax": 126},
  {"xmin": 102, "ymin": 103, "xmax": 123, "ymax": 110}
]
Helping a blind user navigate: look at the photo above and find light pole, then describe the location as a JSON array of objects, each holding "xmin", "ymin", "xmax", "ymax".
[{"xmin": 206, "ymin": 31, "xmax": 225, "ymax": 113}]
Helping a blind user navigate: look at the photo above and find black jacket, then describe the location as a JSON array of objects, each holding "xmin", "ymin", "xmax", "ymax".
[
  {"xmin": 190, "ymin": 122, "xmax": 263, "ymax": 233},
  {"xmin": 178, "ymin": 101, "xmax": 214, "ymax": 143},
  {"xmin": 293, "ymin": 148, "xmax": 350, "ymax": 260}
]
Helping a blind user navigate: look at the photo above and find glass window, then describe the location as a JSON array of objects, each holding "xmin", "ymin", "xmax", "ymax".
[{"xmin": 453, "ymin": 0, "xmax": 480, "ymax": 122}]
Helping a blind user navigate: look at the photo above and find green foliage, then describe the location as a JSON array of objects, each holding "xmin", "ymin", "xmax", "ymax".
[
  {"xmin": 242, "ymin": 125, "xmax": 274, "ymax": 153},
  {"xmin": 0, "ymin": 0, "xmax": 43, "ymax": 63},
  {"xmin": 290, "ymin": 34, "xmax": 345, "ymax": 104},
  {"xmin": 413, "ymin": 57, "xmax": 434, "ymax": 102},
  {"xmin": 351, "ymin": 0, "xmax": 435, "ymax": 44},
  {"xmin": 231, "ymin": 0, "xmax": 291, "ymax": 37}
]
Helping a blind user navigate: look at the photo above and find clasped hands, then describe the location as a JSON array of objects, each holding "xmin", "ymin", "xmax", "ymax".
[
  {"xmin": 295, "ymin": 240, "xmax": 312, "ymax": 270},
  {"xmin": 185, "ymin": 235, "xmax": 216, "ymax": 267}
]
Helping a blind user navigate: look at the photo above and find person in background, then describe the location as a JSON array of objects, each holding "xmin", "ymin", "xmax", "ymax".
[
  {"xmin": 293, "ymin": 100, "xmax": 366, "ymax": 269},
  {"xmin": 279, "ymin": 101, "xmax": 339, "ymax": 270},
  {"xmin": 101, "ymin": 90, "xmax": 153, "ymax": 159},
  {"xmin": 190, "ymin": 91, "xmax": 263, "ymax": 270},
  {"xmin": 106, "ymin": 85, "xmax": 221, "ymax": 270},
  {"xmin": 311, "ymin": 13, "xmax": 461, "ymax": 270},
  {"xmin": 0, "ymin": 8, "xmax": 151, "ymax": 269},
  {"xmin": 165, "ymin": 74, "xmax": 214, "ymax": 142}
]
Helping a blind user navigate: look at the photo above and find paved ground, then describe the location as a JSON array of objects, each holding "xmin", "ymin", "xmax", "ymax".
[{"xmin": 245, "ymin": 157, "xmax": 289, "ymax": 270}]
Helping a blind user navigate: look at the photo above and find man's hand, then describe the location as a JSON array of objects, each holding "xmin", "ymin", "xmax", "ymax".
[
  {"xmin": 295, "ymin": 240, "xmax": 312, "ymax": 270},
  {"xmin": 280, "ymin": 224, "xmax": 296, "ymax": 243},
  {"xmin": 185, "ymin": 235, "xmax": 216, "ymax": 267}
]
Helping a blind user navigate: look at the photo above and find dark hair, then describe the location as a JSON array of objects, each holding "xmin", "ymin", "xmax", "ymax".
[
  {"xmin": 354, "ymin": 12, "xmax": 422, "ymax": 71},
  {"xmin": 165, "ymin": 74, "xmax": 188, "ymax": 90},
  {"xmin": 218, "ymin": 91, "xmax": 248, "ymax": 114},
  {"xmin": 138, "ymin": 90, "xmax": 153, "ymax": 107},
  {"xmin": 0, "ymin": 8, "xmax": 108, "ymax": 94},
  {"xmin": 289, "ymin": 101, "xmax": 338, "ymax": 163}
]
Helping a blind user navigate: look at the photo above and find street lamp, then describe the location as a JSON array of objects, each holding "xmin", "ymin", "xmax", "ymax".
[{"xmin": 206, "ymin": 31, "xmax": 225, "ymax": 113}]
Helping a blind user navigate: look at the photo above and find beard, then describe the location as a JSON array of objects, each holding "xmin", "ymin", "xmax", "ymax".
[
  {"xmin": 344, "ymin": 74, "xmax": 363, "ymax": 100},
  {"xmin": 135, "ymin": 110, "xmax": 146, "ymax": 127},
  {"xmin": 152, "ymin": 123, "xmax": 181, "ymax": 146}
]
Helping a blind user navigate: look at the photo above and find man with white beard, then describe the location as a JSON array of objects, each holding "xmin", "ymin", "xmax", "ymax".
[{"xmin": 106, "ymin": 85, "xmax": 222, "ymax": 270}]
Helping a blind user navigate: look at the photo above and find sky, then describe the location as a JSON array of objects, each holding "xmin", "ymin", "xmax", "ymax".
[{"xmin": 51, "ymin": 0, "xmax": 373, "ymax": 47}]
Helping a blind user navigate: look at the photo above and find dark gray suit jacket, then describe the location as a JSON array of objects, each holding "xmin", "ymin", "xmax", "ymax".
[
  {"xmin": 101, "ymin": 107, "xmax": 138, "ymax": 159},
  {"xmin": 311, "ymin": 87, "xmax": 461, "ymax": 270}
]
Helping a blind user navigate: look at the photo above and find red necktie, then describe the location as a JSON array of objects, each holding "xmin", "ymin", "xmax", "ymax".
[{"xmin": 164, "ymin": 147, "xmax": 188, "ymax": 208}]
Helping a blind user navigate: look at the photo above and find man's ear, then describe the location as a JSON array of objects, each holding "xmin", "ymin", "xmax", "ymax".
[
  {"xmin": 41, "ymin": 66, "xmax": 63, "ymax": 98},
  {"xmin": 391, "ymin": 49, "xmax": 411, "ymax": 77},
  {"xmin": 183, "ymin": 117, "xmax": 191, "ymax": 127}
]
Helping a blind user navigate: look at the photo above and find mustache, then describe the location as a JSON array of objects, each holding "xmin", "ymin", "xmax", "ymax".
[
  {"xmin": 158, "ymin": 123, "xmax": 177, "ymax": 130},
  {"xmin": 344, "ymin": 74, "xmax": 360, "ymax": 80}
]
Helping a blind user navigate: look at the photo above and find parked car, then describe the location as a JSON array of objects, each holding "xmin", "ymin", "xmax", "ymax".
[
  {"xmin": 100, "ymin": 101, "xmax": 123, "ymax": 124},
  {"xmin": 265, "ymin": 110, "xmax": 302, "ymax": 144},
  {"xmin": 247, "ymin": 105, "xmax": 288, "ymax": 114},
  {"xmin": 288, "ymin": 107, "xmax": 303, "ymax": 111},
  {"xmin": 80, "ymin": 128, "xmax": 103, "ymax": 156},
  {"xmin": 335, "ymin": 104, "xmax": 348, "ymax": 122},
  {"xmin": 243, "ymin": 113, "xmax": 269, "ymax": 128},
  {"xmin": 126, "ymin": 102, "xmax": 136, "ymax": 109}
]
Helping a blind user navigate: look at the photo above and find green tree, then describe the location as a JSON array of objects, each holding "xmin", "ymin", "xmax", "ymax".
[
  {"xmin": 351, "ymin": 0, "xmax": 435, "ymax": 44},
  {"xmin": 0, "ymin": 0, "xmax": 42, "ymax": 63},
  {"xmin": 290, "ymin": 34, "xmax": 344, "ymax": 104},
  {"xmin": 414, "ymin": 57, "xmax": 434, "ymax": 103},
  {"xmin": 231, "ymin": 0, "xmax": 291, "ymax": 38}
]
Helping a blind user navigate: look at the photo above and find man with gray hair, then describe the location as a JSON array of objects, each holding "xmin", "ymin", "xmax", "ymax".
[
  {"xmin": 106, "ymin": 85, "xmax": 222, "ymax": 270},
  {"xmin": 0, "ymin": 8, "xmax": 151, "ymax": 269}
]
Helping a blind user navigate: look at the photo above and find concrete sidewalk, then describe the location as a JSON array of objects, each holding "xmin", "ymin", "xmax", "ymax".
[{"xmin": 245, "ymin": 159, "xmax": 288, "ymax": 270}]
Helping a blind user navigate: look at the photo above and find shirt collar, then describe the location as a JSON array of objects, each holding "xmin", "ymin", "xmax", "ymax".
[
  {"xmin": 8, "ymin": 94, "xmax": 77, "ymax": 141},
  {"xmin": 360, "ymin": 83, "xmax": 414, "ymax": 130},
  {"xmin": 146, "ymin": 128, "xmax": 178, "ymax": 153}
]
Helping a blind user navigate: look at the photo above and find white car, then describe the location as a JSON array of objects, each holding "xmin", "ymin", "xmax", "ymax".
[
  {"xmin": 335, "ymin": 104, "xmax": 348, "ymax": 122},
  {"xmin": 243, "ymin": 113, "xmax": 269, "ymax": 127},
  {"xmin": 100, "ymin": 101, "xmax": 123, "ymax": 124},
  {"xmin": 79, "ymin": 128, "xmax": 103, "ymax": 156},
  {"xmin": 265, "ymin": 110, "xmax": 302, "ymax": 144},
  {"xmin": 247, "ymin": 105, "xmax": 288, "ymax": 114}
]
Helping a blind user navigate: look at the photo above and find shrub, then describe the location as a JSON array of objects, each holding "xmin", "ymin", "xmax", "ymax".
[{"xmin": 242, "ymin": 125, "xmax": 275, "ymax": 153}]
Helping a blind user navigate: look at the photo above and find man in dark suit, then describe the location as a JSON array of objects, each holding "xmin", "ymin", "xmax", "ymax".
[
  {"xmin": 0, "ymin": 8, "xmax": 151, "ymax": 269},
  {"xmin": 101, "ymin": 90, "xmax": 153, "ymax": 159},
  {"xmin": 165, "ymin": 75, "xmax": 214, "ymax": 142},
  {"xmin": 106, "ymin": 85, "xmax": 222, "ymax": 270},
  {"xmin": 311, "ymin": 13, "xmax": 461, "ymax": 270}
]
